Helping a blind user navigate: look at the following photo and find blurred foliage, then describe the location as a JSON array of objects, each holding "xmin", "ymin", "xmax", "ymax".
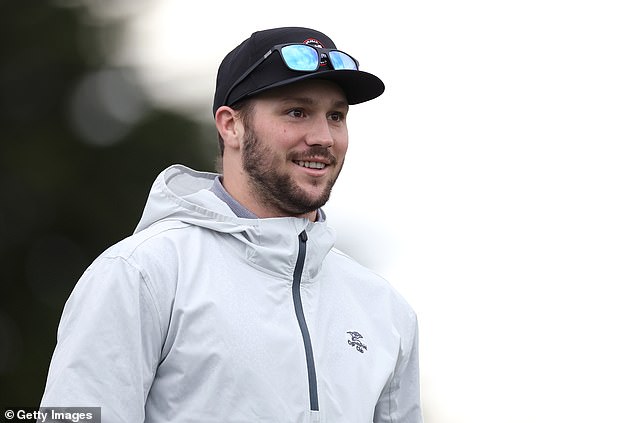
[{"xmin": 0, "ymin": 1, "xmax": 217, "ymax": 403}]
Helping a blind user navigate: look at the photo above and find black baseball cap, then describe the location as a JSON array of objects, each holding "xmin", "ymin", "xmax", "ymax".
[{"xmin": 212, "ymin": 27, "xmax": 385, "ymax": 115}]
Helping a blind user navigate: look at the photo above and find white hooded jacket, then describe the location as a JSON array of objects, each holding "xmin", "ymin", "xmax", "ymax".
[{"xmin": 41, "ymin": 165, "xmax": 423, "ymax": 423}]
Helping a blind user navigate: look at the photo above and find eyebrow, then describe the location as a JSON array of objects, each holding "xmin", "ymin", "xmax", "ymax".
[{"xmin": 279, "ymin": 96, "xmax": 349, "ymax": 111}]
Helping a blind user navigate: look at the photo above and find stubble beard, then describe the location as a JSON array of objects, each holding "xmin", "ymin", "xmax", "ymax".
[{"xmin": 241, "ymin": 126, "xmax": 343, "ymax": 217}]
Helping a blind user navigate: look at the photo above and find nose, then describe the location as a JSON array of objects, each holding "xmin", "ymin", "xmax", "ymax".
[{"xmin": 305, "ymin": 116, "xmax": 335, "ymax": 148}]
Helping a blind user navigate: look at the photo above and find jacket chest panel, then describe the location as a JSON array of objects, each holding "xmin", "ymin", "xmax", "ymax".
[{"xmin": 148, "ymin": 231, "xmax": 401, "ymax": 421}]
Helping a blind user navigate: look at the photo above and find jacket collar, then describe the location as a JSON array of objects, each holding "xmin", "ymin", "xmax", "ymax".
[{"xmin": 135, "ymin": 165, "xmax": 336, "ymax": 279}]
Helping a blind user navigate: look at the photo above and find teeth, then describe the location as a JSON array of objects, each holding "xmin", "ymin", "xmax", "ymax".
[{"xmin": 297, "ymin": 161, "xmax": 326, "ymax": 169}]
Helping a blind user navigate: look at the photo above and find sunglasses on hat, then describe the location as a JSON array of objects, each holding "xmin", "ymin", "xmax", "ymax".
[{"xmin": 222, "ymin": 43, "xmax": 359, "ymax": 107}]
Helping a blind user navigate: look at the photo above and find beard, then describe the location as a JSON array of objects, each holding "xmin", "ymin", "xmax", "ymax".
[{"xmin": 241, "ymin": 125, "xmax": 343, "ymax": 217}]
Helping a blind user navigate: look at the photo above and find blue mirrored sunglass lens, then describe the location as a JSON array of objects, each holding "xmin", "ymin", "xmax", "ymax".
[
  {"xmin": 329, "ymin": 51, "xmax": 358, "ymax": 70},
  {"xmin": 280, "ymin": 45, "xmax": 319, "ymax": 71}
]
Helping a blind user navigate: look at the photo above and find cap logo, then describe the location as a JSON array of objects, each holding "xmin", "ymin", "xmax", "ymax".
[{"xmin": 303, "ymin": 37, "xmax": 325, "ymax": 49}]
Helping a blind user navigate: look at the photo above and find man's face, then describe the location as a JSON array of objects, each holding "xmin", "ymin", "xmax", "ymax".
[{"xmin": 240, "ymin": 79, "xmax": 349, "ymax": 217}]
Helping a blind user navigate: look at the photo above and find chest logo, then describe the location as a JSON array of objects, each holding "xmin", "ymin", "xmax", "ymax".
[{"xmin": 346, "ymin": 331, "xmax": 368, "ymax": 353}]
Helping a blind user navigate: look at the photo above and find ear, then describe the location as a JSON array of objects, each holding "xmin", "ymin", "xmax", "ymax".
[{"xmin": 215, "ymin": 106, "xmax": 243, "ymax": 150}]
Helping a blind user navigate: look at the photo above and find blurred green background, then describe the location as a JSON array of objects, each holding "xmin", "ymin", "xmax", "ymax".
[{"xmin": 0, "ymin": 1, "xmax": 217, "ymax": 404}]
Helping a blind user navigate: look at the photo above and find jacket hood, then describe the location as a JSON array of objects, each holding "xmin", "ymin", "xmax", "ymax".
[{"xmin": 134, "ymin": 165, "xmax": 337, "ymax": 278}]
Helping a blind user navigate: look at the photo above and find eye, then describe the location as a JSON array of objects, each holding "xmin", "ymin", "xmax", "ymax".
[
  {"xmin": 287, "ymin": 108, "xmax": 306, "ymax": 118},
  {"xmin": 329, "ymin": 111, "xmax": 346, "ymax": 122}
]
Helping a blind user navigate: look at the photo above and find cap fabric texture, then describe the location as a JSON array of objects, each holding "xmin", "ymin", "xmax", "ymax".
[{"xmin": 212, "ymin": 27, "xmax": 385, "ymax": 115}]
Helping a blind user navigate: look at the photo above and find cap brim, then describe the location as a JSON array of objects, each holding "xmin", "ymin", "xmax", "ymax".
[{"xmin": 243, "ymin": 69, "xmax": 385, "ymax": 105}]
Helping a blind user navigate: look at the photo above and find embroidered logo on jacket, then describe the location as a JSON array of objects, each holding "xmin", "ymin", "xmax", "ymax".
[{"xmin": 346, "ymin": 331, "xmax": 368, "ymax": 353}]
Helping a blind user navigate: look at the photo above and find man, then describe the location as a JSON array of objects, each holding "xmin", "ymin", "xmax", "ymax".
[{"xmin": 41, "ymin": 27, "xmax": 423, "ymax": 422}]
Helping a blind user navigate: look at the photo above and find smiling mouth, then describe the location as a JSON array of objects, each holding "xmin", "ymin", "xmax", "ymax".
[{"xmin": 294, "ymin": 160, "xmax": 327, "ymax": 170}]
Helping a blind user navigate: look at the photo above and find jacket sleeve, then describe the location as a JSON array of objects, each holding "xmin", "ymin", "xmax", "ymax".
[
  {"xmin": 40, "ymin": 254, "xmax": 164, "ymax": 423},
  {"xmin": 374, "ymin": 313, "xmax": 423, "ymax": 422}
]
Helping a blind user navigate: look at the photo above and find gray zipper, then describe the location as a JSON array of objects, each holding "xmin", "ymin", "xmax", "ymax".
[{"xmin": 292, "ymin": 230, "xmax": 319, "ymax": 411}]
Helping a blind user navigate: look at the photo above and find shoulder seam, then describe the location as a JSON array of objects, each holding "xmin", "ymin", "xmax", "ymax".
[{"xmin": 97, "ymin": 255, "xmax": 166, "ymax": 345}]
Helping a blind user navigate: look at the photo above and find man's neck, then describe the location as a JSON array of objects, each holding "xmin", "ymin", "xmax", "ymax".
[{"xmin": 211, "ymin": 176, "xmax": 322, "ymax": 222}]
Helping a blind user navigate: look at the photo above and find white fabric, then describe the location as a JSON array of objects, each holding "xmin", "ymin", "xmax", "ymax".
[{"xmin": 41, "ymin": 165, "xmax": 423, "ymax": 422}]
